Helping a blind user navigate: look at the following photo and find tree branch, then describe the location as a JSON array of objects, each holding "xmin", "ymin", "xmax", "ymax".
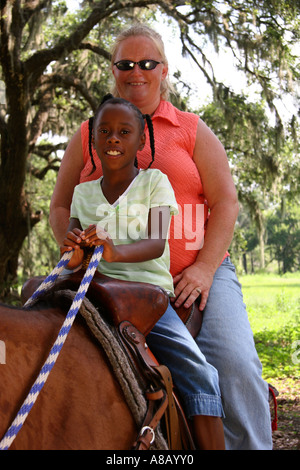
[
  {"xmin": 29, "ymin": 142, "xmax": 68, "ymax": 178},
  {"xmin": 28, "ymin": 75, "xmax": 53, "ymax": 149},
  {"xmin": 24, "ymin": 0, "xmax": 112, "ymax": 84},
  {"xmin": 0, "ymin": 2, "xmax": 13, "ymax": 81},
  {"xmin": 0, "ymin": 113, "xmax": 6, "ymax": 135},
  {"xmin": 51, "ymin": 73, "xmax": 99, "ymax": 110},
  {"xmin": 22, "ymin": 0, "xmax": 52, "ymax": 26},
  {"xmin": 32, "ymin": 142, "xmax": 67, "ymax": 158},
  {"xmin": 23, "ymin": 1, "xmax": 151, "ymax": 87},
  {"xmin": 78, "ymin": 41, "xmax": 111, "ymax": 61},
  {"xmin": 28, "ymin": 158, "xmax": 61, "ymax": 179},
  {"xmin": 23, "ymin": 0, "xmax": 189, "ymax": 89}
]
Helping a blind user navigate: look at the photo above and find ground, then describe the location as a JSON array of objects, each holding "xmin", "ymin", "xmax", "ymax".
[{"xmin": 271, "ymin": 378, "xmax": 300, "ymax": 451}]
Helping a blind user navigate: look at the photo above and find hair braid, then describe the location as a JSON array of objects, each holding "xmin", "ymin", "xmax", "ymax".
[
  {"xmin": 88, "ymin": 116, "xmax": 96, "ymax": 175},
  {"xmin": 143, "ymin": 114, "xmax": 155, "ymax": 168}
]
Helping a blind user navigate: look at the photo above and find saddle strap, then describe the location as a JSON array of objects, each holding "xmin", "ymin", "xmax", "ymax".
[
  {"xmin": 154, "ymin": 365, "xmax": 183, "ymax": 450},
  {"xmin": 118, "ymin": 321, "xmax": 192, "ymax": 450},
  {"xmin": 133, "ymin": 388, "xmax": 168, "ymax": 450}
]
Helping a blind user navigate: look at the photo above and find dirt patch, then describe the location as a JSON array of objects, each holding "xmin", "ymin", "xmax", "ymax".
[{"xmin": 270, "ymin": 378, "xmax": 300, "ymax": 450}]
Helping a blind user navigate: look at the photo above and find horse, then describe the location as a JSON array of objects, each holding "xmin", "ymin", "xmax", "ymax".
[
  {"xmin": 0, "ymin": 260, "xmax": 202, "ymax": 450},
  {"xmin": 0, "ymin": 299, "xmax": 139, "ymax": 450}
]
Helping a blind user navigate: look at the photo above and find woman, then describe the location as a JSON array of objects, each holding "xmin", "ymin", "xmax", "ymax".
[{"xmin": 50, "ymin": 24, "xmax": 272, "ymax": 450}]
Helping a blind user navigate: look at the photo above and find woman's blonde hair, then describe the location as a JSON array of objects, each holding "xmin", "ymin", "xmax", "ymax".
[{"xmin": 110, "ymin": 23, "xmax": 174, "ymax": 100}]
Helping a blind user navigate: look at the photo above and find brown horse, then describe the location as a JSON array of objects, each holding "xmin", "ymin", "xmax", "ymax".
[
  {"xmin": 0, "ymin": 300, "xmax": 138, "ymax": 450},
  {"xmin": 0, "ymin": 270, "xmax": 200, "ymax": 450}
]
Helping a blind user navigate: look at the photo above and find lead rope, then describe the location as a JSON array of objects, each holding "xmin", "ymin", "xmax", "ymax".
[{"xmin": 0, "ymin": 246, "xmax": 103, "ymax": 450}]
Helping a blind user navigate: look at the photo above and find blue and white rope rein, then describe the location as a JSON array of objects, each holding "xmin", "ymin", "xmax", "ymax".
[
  {"xmin": 0, "ymin": 245, "xmax": 103, "ymax": 450},
  {"xmin": 23, "ymin": 250, "xmax": 75, "ymax": 308}
]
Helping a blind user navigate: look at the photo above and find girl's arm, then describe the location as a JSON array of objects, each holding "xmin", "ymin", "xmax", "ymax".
[{"xmin": 80, "ymin": 206, "xmax": 171, "ymax": 263}]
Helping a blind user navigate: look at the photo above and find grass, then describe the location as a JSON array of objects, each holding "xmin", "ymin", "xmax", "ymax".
[
  {"xmin": 240, "ymin": 272, "xmax": 300, "ymax": 382},
  {"xmin": 240, "ymin": 273, "xmax": 299, "ymax": 450}
]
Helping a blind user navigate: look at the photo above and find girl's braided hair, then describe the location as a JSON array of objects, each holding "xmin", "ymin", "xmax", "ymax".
[{"xmin": 88, "ymin": 94, "xmax": 155, "ymax": 174}]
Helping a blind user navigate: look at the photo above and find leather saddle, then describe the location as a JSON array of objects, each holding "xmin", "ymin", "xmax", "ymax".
[{"xmin": 21, "ymin": 269, "xmax": 203, "ymax": 338}]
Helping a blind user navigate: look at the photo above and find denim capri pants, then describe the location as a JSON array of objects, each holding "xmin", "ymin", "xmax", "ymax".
[{"xmin": 146, "ymin": 302, "xmax": 224, "ymax": 419}]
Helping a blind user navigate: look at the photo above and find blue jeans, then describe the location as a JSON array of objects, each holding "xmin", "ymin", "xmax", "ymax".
[
  {"xmin": 146, "ymin": 304, "xmax": 224, "ymax": 419},
  {"xmin": 195, "ymin": 257, "xmax": 272, "ymax": 450}
]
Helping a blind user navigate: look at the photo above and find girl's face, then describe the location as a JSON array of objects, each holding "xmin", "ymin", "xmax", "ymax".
[
  {"xmin": 112, "ymin": 36, "xmax": 168, "ymax": 114},
  {"xmin": 93, "ymin": 103, "xmax": 145, "ymax": 172}
]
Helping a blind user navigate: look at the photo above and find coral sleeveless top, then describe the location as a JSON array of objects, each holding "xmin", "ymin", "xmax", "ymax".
[{"xmin": 80, "ymin": 100, "xmax": 220, "ymax": 277}]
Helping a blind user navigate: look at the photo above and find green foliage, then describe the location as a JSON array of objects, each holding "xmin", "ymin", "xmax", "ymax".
[
  {"xmin": 199, "ymin": 84, "xmax": 299, "ymax": 273},
  {"xmin": 267, "ymin": 203, "xmax": 300, "ymax": 273},
  {"xmin": 254, "ymin": 323, "xmax": 299, "ymax": 379},
  {"xmin": 19, "ymin": 159, "xmax": 60, "ymax": 281},
  {"xmin": 230, "ymin": 198, "xmax": 300, "ymax": 274},
  {"xmin": 241, "ymin": 273, "xmax": 300, "ymax": 380},
  {"xmin": 0, "ymin": 0, "xmax": 299, "ymax": 294}
]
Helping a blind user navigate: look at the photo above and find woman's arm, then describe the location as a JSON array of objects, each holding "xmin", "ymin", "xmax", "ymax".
[
  {"xmin": 173, "ymin": 119, "xmax": 239, "ymax": 311},
  {"xmin": 49, "ymin": 127, "xmax": 84, "ymax": 245}
]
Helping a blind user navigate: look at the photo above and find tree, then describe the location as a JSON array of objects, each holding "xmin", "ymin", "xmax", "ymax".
[
  {"xmin": 0, "ymin": 0, "xmax": 157, "ymax": 293},
  {"xmin": 0, "ymin": 0, "xmax": 299, "ymax": 295},
  {"xmin": 267, "ymin": 202, "xmax": 300, "ymax": 273},
  {"xmin": 199, "ymin": 87, "xmax": 299, "ymax": 270}
]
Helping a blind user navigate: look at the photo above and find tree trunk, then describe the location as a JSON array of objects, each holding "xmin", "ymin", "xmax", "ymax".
[
  {"xmin": 258, "ymin": 225, "xmax": 265, "ymax": 270},
  {"xmin": 243, "ymin": 253, "xmax": 248, "ymax": 274},
  {"xmin": 0, "ymin": 73, "xmax": 41, "ymax": 294},
  {"xmin": 0, "ymin": 187, "xmax": 41, "ymax": 297}
]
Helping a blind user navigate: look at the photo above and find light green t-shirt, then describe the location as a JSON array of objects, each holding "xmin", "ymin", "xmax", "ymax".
[{"xmin": 70, "ymin": 169, "xmax": 178, "ymax": 295}]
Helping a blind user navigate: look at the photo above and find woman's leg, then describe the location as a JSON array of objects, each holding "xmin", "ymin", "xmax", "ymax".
[
  {"xmin": 195, "ymin": 257, "xmax": 273, "ymax": 450},
  {"xmin": 146, "ymin": 303, "xmax": 225, "ymax": 449}
]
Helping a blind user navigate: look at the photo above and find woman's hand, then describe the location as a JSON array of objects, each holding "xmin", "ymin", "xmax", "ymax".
[{"xmin": 172, "ymin": 261, "xmax": 215, "ymax": 311}]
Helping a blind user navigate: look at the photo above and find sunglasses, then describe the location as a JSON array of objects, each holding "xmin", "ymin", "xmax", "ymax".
[{"xmin": 113, "ymin": 59, "xmax": 162, "ymax": 71}]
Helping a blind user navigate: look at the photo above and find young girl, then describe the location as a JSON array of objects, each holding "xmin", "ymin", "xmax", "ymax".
[{"xmin": 61, "ymin": 95, "xmax": 225, "ymax": 449}]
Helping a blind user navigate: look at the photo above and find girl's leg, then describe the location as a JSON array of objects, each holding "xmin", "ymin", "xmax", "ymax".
[{"xmin": 193, "ymin": 415, "xmax": 225, "ymax": 450}]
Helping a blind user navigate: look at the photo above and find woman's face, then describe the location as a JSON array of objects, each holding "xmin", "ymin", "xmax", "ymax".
[{"xmin": 112, "ymin": 36, "xmax": 168, "ymax": 114}]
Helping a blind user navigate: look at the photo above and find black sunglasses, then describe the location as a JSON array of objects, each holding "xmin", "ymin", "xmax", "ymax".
[{"xmin": 113, "ymin": 59, "xmax": 162, "ymax": 71}]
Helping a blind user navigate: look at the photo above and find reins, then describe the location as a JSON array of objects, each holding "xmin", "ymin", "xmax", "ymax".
[{"xmin": 0, "ymin": 246, "xmax": 103, "ymax": 450}]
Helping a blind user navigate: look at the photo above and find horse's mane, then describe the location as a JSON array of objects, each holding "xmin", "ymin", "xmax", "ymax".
[
  {"xmin": 0, "ymin": 292, "xmax": 72, "ymax": 312},
  {"xmin": 0, "ymin": 302, "xmax": 23, "ymax": 311}
]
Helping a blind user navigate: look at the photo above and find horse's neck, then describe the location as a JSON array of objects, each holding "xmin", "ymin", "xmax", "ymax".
[
  {"xmin": 0, "ymin": 305, "xmax": 136, "ymax": 449},
  {"xmin": 1, "ymin": 305, "xmax": 64, "ymax": 359}
]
